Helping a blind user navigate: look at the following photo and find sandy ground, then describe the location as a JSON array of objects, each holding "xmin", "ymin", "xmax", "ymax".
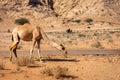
[
  {"xmin": 0, "ymin": 23, "xmax": 120, "ymax": 80},
  {"xmin": 0, "ymin": 52, "xmax": 120, "ymax": 80},
  {"xmin": 0, "ymin": 1, "xmax": 120, "ymax": 79}
]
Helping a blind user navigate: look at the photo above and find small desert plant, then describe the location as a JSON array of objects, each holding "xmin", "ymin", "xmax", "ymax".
[
  {"xmin": 84, "ymin": 18, "xmax": 93, "ymax": 24},
  {"xmin": 108, "ymin": 38, "xmax": 113, "ymax": 43},
  {"xmin": 91, "ymin": 41, "xmax": 102, "ymax": 48},
  {"xmin": 66, "ymin": 28, "xmax": 72, "ymax": 33},
  {"xmin": 0, "ymin": 62, "xmax": 5, "ymax": 70},
  {"xmin": 107, "ymin": 56, "xmax": 120, "ymax": 63},
  {"xmin": 41, "ymin": 66, "xmax": 69, "ymax": 79},
  {"xmin": 17, "ymin": 57, "xmax": 34, "ymax": 66},
  {"xmin": 71, "ymin": 19, "xmax": 81, "ymax": 23},
  {"xmin": 15, "ymin": 18, "xmax": 29, "ymax": 25},
  {"xmin": 41, "ymin": 67, "xmax": 53, "ymax": 76},
  {"xmin": 78, "ymin": 34, "xmax": 86, "ymax": 37},
  {"xmin": 93, "ymin": 33, "xmax": 99, "ymax": 36}
]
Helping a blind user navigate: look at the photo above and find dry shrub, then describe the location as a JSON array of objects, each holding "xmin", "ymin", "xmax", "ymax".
[
  {"xmin": 17, "ymin": 57, "xmax": 34, "ymax": 66},
  {"xmin": 41, "ymin": 67, "xmax": 53, "ymax": 76},
  {"xmin": 107, "ymin": 56, "xmax": 120, "ymax": 63},
  {"xmin": 41, "ymin": 66, "xmax": 68, "ymax": 79},
  {"xmin": 71, "ymin": 19, "xmax": 81, "ymax": 23},
  {"xmin": 0, "ymin": 62, "xmax": 5, "ymax": 70},
  {"xmin": 84, "ymin": 18, "xmax": 93, "ymax": 24},
  {"xmin": 66, "ymin": 28, "xmax": 72, "ymax": 33},
  {"xmin": 91, "ymin": 41, "xmax": 103, "ymax": 48}
]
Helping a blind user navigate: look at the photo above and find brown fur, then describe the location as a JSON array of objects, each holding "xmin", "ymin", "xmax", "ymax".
[{"xmin": 9, "ymin": 23, "xmax": 67, "ymax": 62}]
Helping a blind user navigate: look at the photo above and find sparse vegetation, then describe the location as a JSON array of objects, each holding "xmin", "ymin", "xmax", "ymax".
[
  {"xmin": 84, "ymin": 18, "xmax": 93, "ymax": 24},
  {"xmin": 78, "ymin": 34, "xmax": 86, "ymax": 37},
  {"xmin": 17, "ymin": 57, "xmax": 34, "ymax": 66},
  {"xmin": 0, "ymin": 62, "xmax": 5, "ymax": 70},
  {"xmin": 15, "ymin": 18, "xmax": 29, "ymax": 25},
  {"xmin": 107, "ymin": 56, "xmax": 120, "ymax": 63},
  {"xmin": 71, "ymin": 19, "xmax": 81, "ymax": 23},
  {"xmin": 91, "ymin": 41, "xmax": 103, "ymax": 48},
  {"xmin": 66, "ymin": 28, "xmax": 72, "ymax": 33},
  {"xmin": 41, "ymin": 66, "xmax": 69, "ymax": 79}
]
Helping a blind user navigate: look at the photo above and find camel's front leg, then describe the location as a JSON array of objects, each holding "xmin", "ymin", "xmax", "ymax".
[
  {"xmin": 37, "ymin": 39, "xmax": 43, "ymax": 62},
  {"xmin": 30, "ymin": 40, "xmax": 36, "ymax": 59}
]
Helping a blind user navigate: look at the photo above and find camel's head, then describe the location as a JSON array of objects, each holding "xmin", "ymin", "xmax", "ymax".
[{"xmin": 60, "ymin": 44, "xmax": 68, "ymax": 58}]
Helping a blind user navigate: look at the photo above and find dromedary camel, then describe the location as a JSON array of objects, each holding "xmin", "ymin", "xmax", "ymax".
[{"xmin": 9, "ymin": 23, "xmax": 67, "ymax": 62}]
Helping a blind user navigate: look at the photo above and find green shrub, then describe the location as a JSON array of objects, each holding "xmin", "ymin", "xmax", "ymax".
[{"xmin": 15, "ymin": 18, "xmax": 29, "ymax": 25}]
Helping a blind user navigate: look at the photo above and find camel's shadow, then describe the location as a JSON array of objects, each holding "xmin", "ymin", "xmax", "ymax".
[{"xmin": 42, "ymin": 58, "xmax": 79, "ymax": 62}]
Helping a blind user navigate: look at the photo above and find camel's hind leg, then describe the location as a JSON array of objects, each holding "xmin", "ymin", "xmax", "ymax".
[
  {"xmin": 37, "ymin": 39, "xmax": 43, "ymax": 62},
  {"xmin": 9, "ymin": 42, "xmax": 18, "ymax": 62},
  {"xmin": 9, "ymin": 50, "xmax": 13, "ymax": 61}
]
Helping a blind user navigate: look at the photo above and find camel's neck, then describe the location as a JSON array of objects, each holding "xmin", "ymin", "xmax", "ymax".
[
  {"xmin": 49, "ymin": 41, "xmax": 61, "ymax": 50},
  {"xmin": 40, "ymin": 28, "xmax": 62, "ymax": 51}
]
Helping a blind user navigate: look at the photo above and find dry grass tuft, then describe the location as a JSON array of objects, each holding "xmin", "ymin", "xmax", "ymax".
[
  {"xmin": 41, "ymin": 66, "xmax": 69, "ymax": 79},
  {"xmin": 0, "ymin": 62, "xmax": 5, "ymax": 70},
  {"xmin": 91, "ymin": 41, "xmax": 103, "ymax": 49},
  {"xmin": 17, "ymin": 57, "xmax": 34, "ymax": 67}
]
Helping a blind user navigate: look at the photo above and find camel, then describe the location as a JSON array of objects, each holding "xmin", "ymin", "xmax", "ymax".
[{"xmin": 9, "ymin": 23, "xmax": 67, "ymax": 62}]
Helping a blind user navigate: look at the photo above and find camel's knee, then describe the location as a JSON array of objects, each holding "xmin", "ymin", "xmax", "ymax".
[{"xmin": 9, "ymin": 42, "xmax": 18, "ymax": 51}]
